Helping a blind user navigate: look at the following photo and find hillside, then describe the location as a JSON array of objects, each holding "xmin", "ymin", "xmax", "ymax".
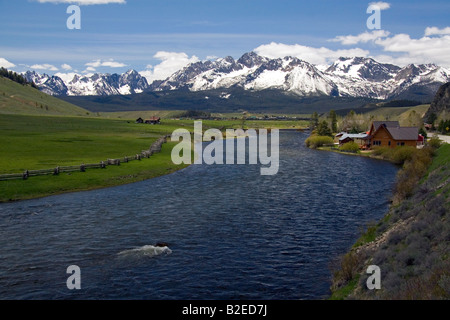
[
  {"xmin": 62, "ymin": 88, "xmax": 378, "ymax": 114},
  {"xmin": 331, "ymin": 144, "xmax": 450, "ymax": 299},
  {"xmin": 0, "ymin": 76, "xmax": 91, "ymax": 116},
  {"xmin": 425, "ymin": 82, "xmax": 450, "ymax": 121}
]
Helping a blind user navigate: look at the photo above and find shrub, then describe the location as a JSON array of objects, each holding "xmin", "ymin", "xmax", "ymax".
[
  {"xmin": 339, "ymin": 252, "xmax": 361, "ymax": 282},
  {"xmin": 340, "ymin": 141, "xmax": 360, "ymax": 153},
  {"xmin": 305, "ymin": 135, "xmax": 334, "ymax": 149},
  {"xmin": 371, "ymin": 146, "xmax": 392, "ymax": 158},
  {"xmin": 391, "ymin": 146, "xmax": 416, "ymax": 164},
  {"xmin": 428, "ymin": 135, "xmax": 442, "ymax": 149}
]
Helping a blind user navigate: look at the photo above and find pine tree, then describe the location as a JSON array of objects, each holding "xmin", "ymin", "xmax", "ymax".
[
  {"xmin": 329, "ymin": 109, "xmax": 337, "ymax": 133},
  {"xmin": 318, "ymin": 120, "xmax": 332, "ymax": 137}
]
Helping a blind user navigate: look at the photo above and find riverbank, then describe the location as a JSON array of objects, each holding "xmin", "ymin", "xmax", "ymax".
[
  {"xmin": 0, "ymin": 114, "xmax": 307, "ymax": 202},
  {"xmin": 0, "ymin": 142, "xmax": 190, "ymax": 202},
  {"xmin": 330, "ymin": 143, "xmax": 450, "ymax": 299}
]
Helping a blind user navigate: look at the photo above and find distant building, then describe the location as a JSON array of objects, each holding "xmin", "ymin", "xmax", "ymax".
[
  {"xmin": 338, "ymin": 133, "xmax": 369, "ymax": 146},
  {"xmin": 135, "ymin": 117, "xmax": 144, "ymax": 124},
  {"xmin": 144, "ymin": 116, "xmax": 161, "ymax": 124}
]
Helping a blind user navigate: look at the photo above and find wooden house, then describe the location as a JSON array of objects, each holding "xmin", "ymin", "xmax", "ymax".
[
  {"xmin": 135, "ymin": 117, "xmax": 144, "ymax": 124},
  {"xmin": 367, "ymin": 121, "xmax": 419, "ymax": 148}
]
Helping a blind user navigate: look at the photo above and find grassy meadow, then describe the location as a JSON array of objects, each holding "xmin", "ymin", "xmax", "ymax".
[{"xmin": 0, "ymin": 113, "xmax": 306, "ymax": 202}]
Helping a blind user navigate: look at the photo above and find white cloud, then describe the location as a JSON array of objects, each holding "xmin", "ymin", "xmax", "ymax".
[
  {"xmin": 61, "ymin": 63, "xmax": 72, "ymax": 70},
  {"xmin": 331, "ymin": 30, "xmax": 391, "ymax": 45},
  {"xmin": 253, "ymin": 42, "xmax": 369, "ymax": 65},
  {"xmin": 140, "ymin": 51, "xmax": 199, "ymax": 83},
  {"xmin": 0, "ymin": 57, "xmax": 16, "ymax": 69},
  {"xmin": 84, "ymin": 66, "xmax": 96, "ymax": 72},
  {"xmin": 424, "ymin": 26, "xmax": 450, "ymax": 36},
  {"xmin": 85, "ymin": 59, "xmax": 126, "ymax": 68},
  {"xmin": 35, "ymin": 0, "xmax": 125, "ymax": 5},
  {"xmin": 329, "ymin": 27, "xmax": 450, "ymax": 68},
  {"xmin": 30, "ymin": 63, "xmax": 59, "ymax": 71},
  {"xmin": 368, "ymin": 2, "xmax": 391, "ymax": 10},
  {"xmin": 206, "ymin": 55, "xmax": 219, "ymax": 60},
  {"xmin": 374, "ymin": 33, "xmax": 450, "ymax": 67}
]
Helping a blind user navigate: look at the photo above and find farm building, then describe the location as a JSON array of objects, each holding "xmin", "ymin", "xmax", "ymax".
[{"xmin": 144, "ymin": 117, "xmax": 161, "ymax": 124}]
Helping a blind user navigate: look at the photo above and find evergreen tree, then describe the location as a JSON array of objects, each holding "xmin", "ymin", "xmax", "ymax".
[
  {"xmin": 310, "ymin": 112, "xmax": 319, "ymax": 129},
  {"xmin": 329, "ymin": 109, "xmax": 337, "ymax": 133},
  {"xmin": 317, "ymin": 120, "xmax": 332, "ymax": 137}
]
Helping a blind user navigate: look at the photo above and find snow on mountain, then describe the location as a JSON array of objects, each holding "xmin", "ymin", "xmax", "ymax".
[
  {"xmin": 23, "ymin": 52, "xmax": 450, "ymax": 101},
  {"xmin": 152, "ymin": 53, "xmax": 338, "ymax": 96},
  {"xmin": 23, "ymin": 69, "xmax": 149, "ymax": 96},
  {"xmin": 151, "ymin": 53, "xmax": 450, "ymax": 100},
  {"xmin": 24, "ymin": 71, "xmax": 68, "ymax": 96}
]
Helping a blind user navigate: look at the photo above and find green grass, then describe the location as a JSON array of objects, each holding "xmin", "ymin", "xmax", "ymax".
[
  {"xmin": 0, "ymin": 114, "xmax": 181, "ymax": 173},
  {"xmin": 100, "ymin": 110, "xmax": 186, "ymax": 120},
  {"xmin": 0, "ymin": 142, "xmax": 188, "ymax": 202},
  {"xmin": 0, "ymin": 113, "xmax": 303, "ymax": 202},
  {"xmin": 0, "ymin": 77, "xmax": 91, "ymax": 116},
  {"xmin": 353, "ymin": 224, "xmax": 377, "ymax": 248},
  {"xmin": 329, "ymin": 275, "xmax": 360, "ymax": 300},
  {"xmin": 427, "ymin": 143, "xmax": 450, "ymax": 173}
]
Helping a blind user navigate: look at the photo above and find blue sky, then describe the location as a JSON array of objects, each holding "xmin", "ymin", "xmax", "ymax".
[{"xmin": 0, "ymin": 0, "xmax": 449, "ymax": 82}]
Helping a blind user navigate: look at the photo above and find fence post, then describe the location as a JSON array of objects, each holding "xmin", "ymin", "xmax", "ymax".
[
  {"xmin": 101, "ymin": 161, "xmax": 106, "ymax": 169},
  {"xmin": 53, "ymin": 166, "xmax": 60, "ymax": 175},
  {"xmin": 124, "ymin": 156, "xmax": 128, "ymax": 163},
  {"xmin": 80, "ymin": 164, "xmax": 85, "ymax": 172},
  {"xmin": 136, "ymin": 154, "xmax": 141, "ymax": 160},
  {"xmin": 23, "ymin": 170, "xmax": 29, "ymax": 180}
]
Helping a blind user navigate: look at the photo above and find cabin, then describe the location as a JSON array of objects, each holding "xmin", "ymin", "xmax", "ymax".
[
  {"xmin": 338, "ymin": 133, "xmax": 369, "ymax": 147},
  {"xmin": 366, "ymin": 121, "xmax": 419, "ymax": 148},
  {"xmin": 144, "ymin": 116, "xmax": 161, "ymax": 124},
  {"xmin": 135, "ymin": 117, "xmax": 144, "ymax": 124}
]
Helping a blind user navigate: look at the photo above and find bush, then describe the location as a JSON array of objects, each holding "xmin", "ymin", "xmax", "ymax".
[
  {"xmin": 372, "ymin": 146, "xmax": 420, "ymax": 165},
  {"xmin": 428, "ymin": 135, "xmax": 442, "ymax": 149},
  {"xmin": 391, "ymin": 146, "xmax": 416, "ymax": 164},
  {"xmin": 371, "ymin": 146, "xmax": 392, "ymax": 158},
  {"xmin": 340, "ymin": 141, "xmax": 360, "ymax": 153},
  {"xmin": 305, "ymin": 135, "xmax": 334, "ymax": 149}
]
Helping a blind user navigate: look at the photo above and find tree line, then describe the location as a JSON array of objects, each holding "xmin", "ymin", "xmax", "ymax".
[{"xmin": 0, "ymin": 67, "xmax": 38, "ymax": 89}]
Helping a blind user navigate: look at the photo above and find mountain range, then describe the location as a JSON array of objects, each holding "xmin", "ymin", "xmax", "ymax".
[{"xmin": 23, "ymin": 52, "xmax": 450, "ymax": 103}]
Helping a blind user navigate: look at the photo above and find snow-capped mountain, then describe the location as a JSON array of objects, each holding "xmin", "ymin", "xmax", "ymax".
[
  {"xmin": 24, "ymin": 52, "xmax": 450, "ymax": 101},
  {"xmin": 24, "ymin": 69, "xmax": 148, "ymax": 96},
  {"xmin": 150, "ymin": 53, "xmax": 450, "ymax": 101},
  {"xmin": 24, "ymin": 71, "xmax": 69, "ymax": 96},
  {"xmin": 150, "ymin": 52, "xmax": 339, "ymax": 96}
]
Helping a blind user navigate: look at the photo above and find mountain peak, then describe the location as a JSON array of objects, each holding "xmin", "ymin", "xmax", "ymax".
[{"xmin": 237, "ymin": 52, "xmax": 268, "ymax": 68}]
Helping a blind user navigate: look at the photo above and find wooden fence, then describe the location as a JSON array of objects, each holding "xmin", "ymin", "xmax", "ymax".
[{"xmin": 0, "ymin": 135, "xmax": 170, "ymax": 181}]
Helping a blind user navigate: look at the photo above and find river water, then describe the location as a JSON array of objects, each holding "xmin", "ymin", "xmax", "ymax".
[{"xmin": 0, "ymin": 131, "xmax": 398, "ymax": 299}]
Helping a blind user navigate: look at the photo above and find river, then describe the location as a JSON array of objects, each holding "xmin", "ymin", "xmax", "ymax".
[{"xmin": 0, "ymin": 131, "xmax": 398, "ymax": 299}]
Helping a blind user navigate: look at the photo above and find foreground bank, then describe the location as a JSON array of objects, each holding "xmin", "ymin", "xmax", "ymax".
[{"xmin": 330, "ymin": 143, "xmax": 450, "ymax": 299}]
